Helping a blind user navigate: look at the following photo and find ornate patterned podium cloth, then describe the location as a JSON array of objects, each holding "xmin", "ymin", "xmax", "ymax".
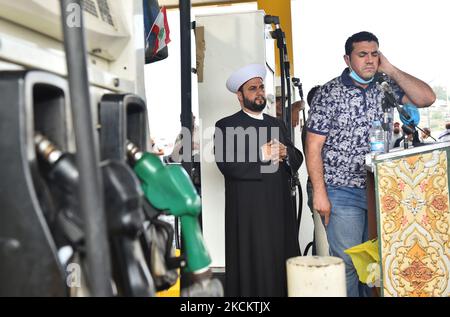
[{"xmin": 374, "ymin": 147, "xmax": 450, "ymax": 297}]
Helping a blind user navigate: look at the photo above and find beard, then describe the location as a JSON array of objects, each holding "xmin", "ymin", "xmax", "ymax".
[
  {"xmin": 394, "ymin": 128, "xmax": 400, "ymax": 134},
  {"xmin": 243, "ymin": 95, "xmax": 267, "ymax": 112}
]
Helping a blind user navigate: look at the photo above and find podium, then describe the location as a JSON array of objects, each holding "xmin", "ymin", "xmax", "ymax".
[{"xmin": 366, "ymin": 142, "xmax": 450, "ymax": 297}]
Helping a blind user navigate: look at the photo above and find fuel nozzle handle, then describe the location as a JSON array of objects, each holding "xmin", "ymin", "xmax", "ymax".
[{"xmin": 126, "ymin": 140, "xmax": 212, "ymax": 274}]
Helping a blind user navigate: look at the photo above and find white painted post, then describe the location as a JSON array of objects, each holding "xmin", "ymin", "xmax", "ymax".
[{"xmin": 286, "ymin": 256, "xmax": 346, "ymax": 297}]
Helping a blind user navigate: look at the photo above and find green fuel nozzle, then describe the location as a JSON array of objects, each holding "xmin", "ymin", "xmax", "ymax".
[{"xmin": 126, "ymin": 141, "xmax": 211, "ymax": 274}]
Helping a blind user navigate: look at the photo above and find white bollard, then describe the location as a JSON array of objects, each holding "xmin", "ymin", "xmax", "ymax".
[{"xmin": 286, "ymin": 256, "xmax": 346, "ymax": 297}]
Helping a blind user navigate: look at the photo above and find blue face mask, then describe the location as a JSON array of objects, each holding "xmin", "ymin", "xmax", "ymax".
[{"xmin": 349, "ymin": 67, "xmax": 374, "ymax": 85}]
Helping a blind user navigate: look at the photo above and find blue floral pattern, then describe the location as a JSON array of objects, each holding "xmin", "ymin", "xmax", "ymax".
[{"xmin": 307, "ymin": 69, "xmax": 404, "ymax": 188}]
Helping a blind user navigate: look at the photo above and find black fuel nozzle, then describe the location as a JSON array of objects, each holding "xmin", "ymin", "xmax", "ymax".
[
  {"xmin": 34, "ymin": 132, "xmax": 64, "ymax": 165},
  {"xmin": 34, "ymin": 132, "xmax": 78, "ymax": 191},
  {"xmin": 34, "ymin": 133, "xmax": 84, "ymax": 247}
]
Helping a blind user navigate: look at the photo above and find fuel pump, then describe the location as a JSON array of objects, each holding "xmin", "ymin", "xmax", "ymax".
[
  {"xmin": 35, "ymin": 132, "xmax": 157, "ymax": 296},
  {"xmin": 0, "ymin": 71, "xmax": 70, "ymax": 296}
]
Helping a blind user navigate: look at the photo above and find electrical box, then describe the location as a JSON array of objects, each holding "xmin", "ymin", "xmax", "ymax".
[{"xmin": 0, "ymin": 0, "xmax": 145, "ymax": 96}]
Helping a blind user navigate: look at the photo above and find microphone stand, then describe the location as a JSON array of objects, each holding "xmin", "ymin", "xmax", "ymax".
[
  {"xmin": 381, "ymin": 88, "xmax": 395, "ymax": 153},
  {"xmin": 379, "ymin": 81, "xmax": 394, "ymax": 153},
  {"xmin": 274, "ymin": 30, "xmax": 288, "ymax": 130},
  {"xmin": 265, "ymin": 15, "xmax": 303, "ymax": 250},
  {"xmin": 283, "ymin": 45, "xmax": 294, "ymax": 141},
  {"xmin": 265, "ymin": 15, "xmax": 292, "ymax": 140},
  {"xmin": 381, "ymin": 103, "xmax": 393, "ymax": 153},
  {"xmin": 416, "ymin": 126, "xmax": 437, "ymax": 142}
]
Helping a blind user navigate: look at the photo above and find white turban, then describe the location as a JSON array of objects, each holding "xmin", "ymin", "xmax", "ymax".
[{"xmin": 226, "ymin": 64, "xmax": 266, "ymax": 93}]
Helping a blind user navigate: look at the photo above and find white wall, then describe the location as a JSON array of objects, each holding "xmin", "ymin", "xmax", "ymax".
[
  {"xmin": 197, "ymin": 11, "xmax": 275, "ymax": 267},
  {"xmin": 292, "ymin": 0, "xmax": 450, "ymax": 134},
  {"xmin": 144, "ymin": 3, "xmax": 258, "ymax": 154}
]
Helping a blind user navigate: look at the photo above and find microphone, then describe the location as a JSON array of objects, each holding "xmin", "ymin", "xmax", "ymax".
[
  {"xmin": 264, "ymin": 15, "xmax": 280, "ymax": 28},
  {"xmin": 264, "ymin": 15, "xmax": 287, "ymax": 61},
  {"xmin": 292, "ymin": 77, "xmax": 304, "ymax": 99},
  {"xmin": 401, "ymin": 124, "xmax": 415, "ymax": 135},
  {"xmin": 379, "ymin": 81, "xmax": 411, "ymax": 121}
]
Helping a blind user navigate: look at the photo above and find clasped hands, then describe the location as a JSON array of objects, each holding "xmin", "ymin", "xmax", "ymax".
[{"xmin": 261, "ymin": 139, "xmax": 287, "ymax": 164}]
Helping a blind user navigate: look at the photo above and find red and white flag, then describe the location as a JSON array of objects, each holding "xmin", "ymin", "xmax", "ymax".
[{"xmin": 147, "ymin": 6, "xmax": 171, "ymax": 57}]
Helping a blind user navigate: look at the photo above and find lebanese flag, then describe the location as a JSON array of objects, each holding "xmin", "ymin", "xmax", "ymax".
[{"xmin": 149, "ymin": 6, "xmax": 171, "ymax": 57}]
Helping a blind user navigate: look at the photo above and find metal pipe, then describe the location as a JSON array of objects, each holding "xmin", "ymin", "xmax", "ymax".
[
  {"xmin": 284, "ymin": 54, "xmax": 293, "ymax": 141},
  {"xmin": 277, "ymin": 32, "xmax": 287, "ymax": 128},
  {"xmin": 180, "ymin": 0, "xmax": 193, "ymax": 177},
  {"xmin": 179, "ymin": 0, "xmax": 193, "ymax": 292},
  {"xmin": 59, "ymin": 0, "xmax": 112, "ymax": 296}
]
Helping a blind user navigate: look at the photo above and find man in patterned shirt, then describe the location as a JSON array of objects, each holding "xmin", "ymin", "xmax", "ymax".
[{"xmin": 305, "ymin": 31, "xmax": 435, "ymax": 297}]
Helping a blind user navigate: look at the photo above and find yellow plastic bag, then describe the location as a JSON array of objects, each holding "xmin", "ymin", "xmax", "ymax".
[{"xmin": 344, "ymin": 239, "xmax": 380, "ymax": 285}]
